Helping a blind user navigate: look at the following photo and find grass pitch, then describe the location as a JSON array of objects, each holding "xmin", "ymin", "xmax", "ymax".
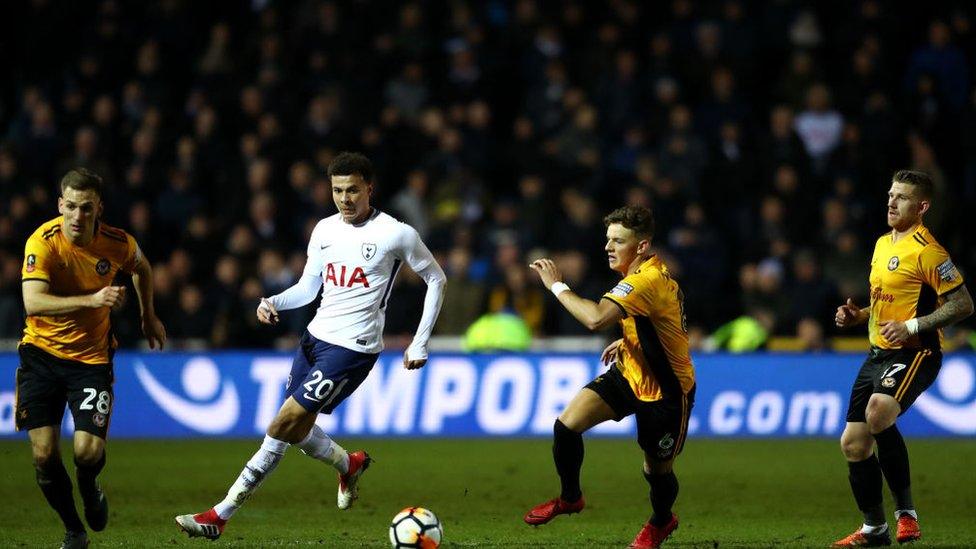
[{"xmin": 0, "ymin": 438, "xmax": 974, "ymax": 547}]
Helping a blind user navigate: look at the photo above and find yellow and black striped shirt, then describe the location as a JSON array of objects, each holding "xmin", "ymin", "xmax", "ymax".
[
  {"xmin": 601, "ymin": 255, "xmax": 696, "ymax": 402},
  {"xmin": 21, "ymin": 216, "xmax": 141, "ymax": 364},
  {"xmin": 868, "ymin": 224, "xmax": 963, "ymax": 350}
]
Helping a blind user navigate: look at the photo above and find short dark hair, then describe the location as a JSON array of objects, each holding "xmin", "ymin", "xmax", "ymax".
[
  {"xmin": 604, "ymin": 205, "xmax": 655, "ymax": 240},
  {"xmin": 892, "ymin": 169, "xmax": 933, "ymax": 200},
  {"xmin": 60, "ymin": 168, "xmax": 103, "ymax": 199},
  {"xmin": 328, "ymin": 152, "xmax": 374, "ymax": 183}
]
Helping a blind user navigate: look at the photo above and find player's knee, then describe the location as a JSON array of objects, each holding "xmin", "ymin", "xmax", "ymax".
[
  {"xmin": 32, "ymin": 447, "xmax": 61, "ymax": 472},
  {"xmin": 555, "ymin": 414, "xmax": 583, "ymax": 434},
  {"xmin": 864, "ymin": 403, "xmax": 897, "ymax": 434},
  {"xmin": 267, "ymin": 415, "xmax": 312, "ymax": 444},
  {"xmin": 33, "ymin": 450, "xmax": 61, "ymax": 476},
  {"xmin": 839, "ymin": 435, "xmax": 872, "ymax": 460},
  {"xmin": 267, "ymin": 419, "xmax": 295, "ymax": 442},
  {"xmin": 643, "ymin": 456, "xmax": 673, "ymax": 475},
  {"xmin": 73, "ymin": 436, "xmax": 104, "ymax": 465},
  {"xmin": 74, "ymin": 446, "xmax": 103, "ymax": 467},
  {"xmin": 865, "ymin": 413, "xmax": 895, "ymax": 435}
]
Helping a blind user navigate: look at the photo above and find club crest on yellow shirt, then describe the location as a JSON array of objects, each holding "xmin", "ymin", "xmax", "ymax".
[
  {"xmin": 95, "ymin": 258, "xmax": 110, "ymax": 275},
  {"xmin": 887, "ymin": 256, "xmax": 899, "ymax": 271}
]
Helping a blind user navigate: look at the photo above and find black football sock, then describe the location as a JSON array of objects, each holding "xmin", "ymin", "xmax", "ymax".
[
  {"xmin": 36, "ymin": 459, "xmax": 85, "ymax": 532},
  {"xmin": 848, "ymin": 455, "xmax": 886, "ymax": 526},
  {"xmin": 874, "ymin": 425, "xmax": 913, "ymax": 512},
  {"xmin": 552, "ymin": 419, "xmax": 584, "ymax": 503},
  {"xmin": 644, "ymin": 470, "xmax": 679, "ymax": 527},
  {"xmin": 75, "ymin": 452, "xmax": 106, "ymax": 504}
]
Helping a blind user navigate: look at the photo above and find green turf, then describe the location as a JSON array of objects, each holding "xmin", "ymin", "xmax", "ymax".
[{"xmin": 0, "ymin": 438, "xmax": 974, "ymax": 547}]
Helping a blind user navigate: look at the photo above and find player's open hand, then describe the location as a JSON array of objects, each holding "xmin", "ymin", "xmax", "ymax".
[
  {"xmin": 835, "ymin": 298, "xmax": 860, "ymax": 328},
  {"xmin": 529, "ymin": 258, "xmax": 562, "ymax": 290},
  {"xmin": 91, "ymin": 285, "xmax": 126, "ymax": 309},
  {"xmin": 878, "ymin": 320, "xmax": 910, "ymax": 345},
  {"xmin": 600, "ymin": 338, "xmax": 623, "ymax": 365},
  {"xmin": 142, "ymin": 313, "xmax": 167, "ymax": 350},
  {"xmin": 257, "ymin": 297, "xmax": 279, "ymax": 325}
]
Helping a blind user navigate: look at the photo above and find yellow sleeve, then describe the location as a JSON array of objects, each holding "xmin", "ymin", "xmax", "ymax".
[
  {"xmin": 918, "ymin": 244, "xmax": 964, "ymax": 296},
  {"xmin": 22, "ymin": 235, "xmax": 54, "ymax": 282},
  {"xmin": 119, "ymin": 233, "xmax": 141, "ymax": 274},
  {"xmin": 602, "ymin": 271, "xmax": 657, "ymax": 317}
]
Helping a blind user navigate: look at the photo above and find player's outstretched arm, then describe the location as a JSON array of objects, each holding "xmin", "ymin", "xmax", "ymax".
[
  {"xmin": 131, "ymin": 255, "xmax": 167, "ymax": 349},
  {"xmin": 530, "ymin": 259, "xmax": 623, "ymax": 331},
  {"xmin": 263, "ymin": 273, "xmax": 324, "ymax": 319},
  {"xmin": 404, "ymin": 261, "xmax": 447, "ymax": 370}
]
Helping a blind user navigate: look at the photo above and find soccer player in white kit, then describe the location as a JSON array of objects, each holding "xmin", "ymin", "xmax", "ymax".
[{"xmin": 176, "ymin": 152, "xmax": 446, "ymax": 539}]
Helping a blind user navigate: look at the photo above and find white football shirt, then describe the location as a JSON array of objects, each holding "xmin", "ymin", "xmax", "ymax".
[{"xmin": 301, "ymin": 209, "xmax": 435, "ymax": 353}]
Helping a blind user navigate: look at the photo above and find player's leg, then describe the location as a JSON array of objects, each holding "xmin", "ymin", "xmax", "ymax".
[
  {"xmin": 839, "ymin": 422, "xmax": 890, "ymax": 540},
  {"xmin": 554, "ymin": 387, "xmax": 618, "ymax": 502},
  {"xmin": 177, "ymin": 333, "xmax": 320, "ymax": 538},
  {"xmin": 29, "ymin": 427, "xmax": 88, "ymax": 538},
  {"xmin": 524, "ymin": 388, "xmax": 615, "ymax": 525},
  {"xmin": 869, "ymin": 349, "xmax": 940, "ymax": 543},
  {"xmin": 17, "ymin": 345, "xmax": 88, "ymax": 547},
  {"xmin": 286, "ymin": 341, "xmax": 378, "ymax": 509},
  {"xmin": 833, "ymin": 352, "xmax": 891, "ymax": 547},
  {"xmin": 65, "ymin": 361, "xmax": 113, "ymax": 532},
  {"xmin": 209, "ymin": 393, "xmax": 319, "ymax": 521},
  {"xmin": 73, "ymin": 432, "xmax": 108, "ymax": 531},
  {"xmin": 176, "ymin": 400, "xmax": 299, "ymax": 538},
  {"xmin": 525, "ymin": 366, "xmax": 626, "ymax": 526},
  {"xmin": 629, "ymin": 388, "xmax": 692, "ymax": 549}
]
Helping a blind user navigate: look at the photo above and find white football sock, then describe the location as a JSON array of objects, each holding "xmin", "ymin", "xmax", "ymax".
[
  {"xmin": 895, "ymin": 509, "xmax": 918, "ymax": 520},
  {"xmin": 297, "ymin": 424, "xmax": 349, "ymax": 473},
  {"xmin": 214, "ymin": 435, "xmax": 289, "ymax": 520},
  {"xmin": 860, "ymin": 523, "xmax": 888, "ymax": 535}
]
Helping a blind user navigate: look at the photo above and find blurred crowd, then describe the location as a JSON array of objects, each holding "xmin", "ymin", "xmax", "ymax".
[{"xmin": 1, "ymin": 0, "xmax": 975, "ymax": 351}]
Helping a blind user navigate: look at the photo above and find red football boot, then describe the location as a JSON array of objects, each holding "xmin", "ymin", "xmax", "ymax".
[
  {"xmin": 896, "ymin": 514, "xmax": 921, "ymax": 544},
  {"xmin": 337, "ymin": 450, "xmax": 372, "ymax": 510},
  {"xmin": 629, "ymin": 513, "xmax": 679, "ymax": 548},
  {"xmin": 175, "ymin": 508, "xmax": 226, "ymax": 540},
  {"xmin": 523, "ymin": 496, "xmax": 585, "ymax": 525},
  {"xmin": 831, "ymin": 527, "xmax": 892, "ymax": 547}
]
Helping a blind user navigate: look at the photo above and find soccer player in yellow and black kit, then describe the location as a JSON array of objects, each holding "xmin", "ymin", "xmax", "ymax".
[
  {"xmin": 16, "ymin": 168, "xmax": 167, "ymax": 549},
  {"xmin": 525, "ymin": 205, "xmax": 694, "ymax": 549},
  {"xmin": 832, "ymin": 170, "xmax": 972, "ymax": 548}
]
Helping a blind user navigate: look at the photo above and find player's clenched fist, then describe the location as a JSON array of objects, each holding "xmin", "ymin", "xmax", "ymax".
[
  {"xmin": 256, "ymin": 297, "xmax": 279, "ymax": 325},
  {"xmin": 91, "ymin": 285, "xmax": 126, "ymax": 308},
  {"xmin": 835, "ymin": 298, "xmax": 860, "ymax": 328}
]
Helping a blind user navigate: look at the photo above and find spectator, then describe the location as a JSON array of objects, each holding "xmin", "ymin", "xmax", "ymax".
[
  {"xmin": 0, "ymin": 2, "xmax": 972, "ymax": 345},
  {"xmin": 486, "ymin": 264, "xmax": 545, "ymax": 335},
  {"xmin": 794, "ymin": 83, "xmax": 844, "ymax": 175},
  {"xmin": 435, "ymin": 247, "xmax": 485, "ymax": 336}
]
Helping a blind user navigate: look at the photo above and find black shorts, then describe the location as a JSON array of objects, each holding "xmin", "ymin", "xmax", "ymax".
[
  {"xmin": 846, "ymin": 347, "xmax": 941, "ymax": 423},
  {"xmin": 585, "ymin": 365, "xmax": 695, "ymax": 461},
  {"xmin": 15, "ymin": 344, "xmax": 115, "ymax": 438}
]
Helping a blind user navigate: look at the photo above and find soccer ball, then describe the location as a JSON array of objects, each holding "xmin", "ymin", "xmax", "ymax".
[{"xmin": 389, "ymin": 507, "xmax": 443, "ymax": 548}]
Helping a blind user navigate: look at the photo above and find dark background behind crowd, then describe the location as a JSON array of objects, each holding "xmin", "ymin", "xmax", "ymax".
[{"xmin": 1, "ymin": 0, "xmax": 975, "ymax": 351}]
